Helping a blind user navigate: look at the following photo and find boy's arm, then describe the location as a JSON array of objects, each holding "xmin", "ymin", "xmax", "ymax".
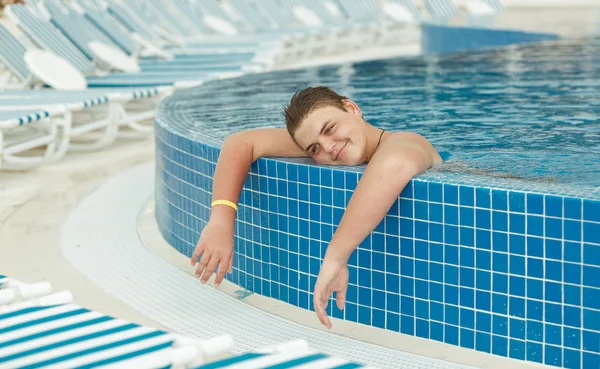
[
  {"xmin": 209, "ymin": 128, "xmax": 306, "ymax": 223},
  {"xmin": 192, "ymin": 128, "xmax": 305, "ymax": 286},
  {"xmin": 325, "ymin": 133, "xmax": 438, "ymax": 263}
]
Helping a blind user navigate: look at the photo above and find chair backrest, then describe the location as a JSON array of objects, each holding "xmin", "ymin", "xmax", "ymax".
[
  {"xmin": 41, "ymin": 1, "xmax": 114, "ymax": 61},
  {"xmin": 301, "ymin": 0, "xmax": 346, "ymax": 24},
  {"xmin": 197, "ymin": 0, "xmax": 235, "ymax": 23},
  {"xmin": 0, "ymin": 22, "xmax": 30, "ymax": 82},
  {"xmin": 105, "ymin": 1, "xmax": 160, "ymax": 42},
  {"xmin": 423, "ymin": 0, "xmax": 460, "ymax": 19},
  {"xmin": 5, "ymin": 4, "xmax": 96, "ymax": 74},
  {"xmin": 252, "ymin": 0, "xmax": 294, "ymax": 27},
  {"xmin": 388, "ymin": 0, "xmax": 425, "ymax": 20},
  {"xmin": 142, "ymin": 0, "xmax": 197, "ymax": 37},
  {"xmin": 335, "ymin": 0, "xmax": 383, "ymax": 22},
  {"xmin": 227, "ymin": 0, "xmax": 274, "ymax": 31},
  {"xmin": 72, "ymin": 0, "xmax": 140, "ymax": 56},
  {"xmin": 483, "ymin": 0, "xmax": 505, "ymax": 12},
  {"xmin": 165, "ymin": 0, "xmax": 214, "ymax": 35}
]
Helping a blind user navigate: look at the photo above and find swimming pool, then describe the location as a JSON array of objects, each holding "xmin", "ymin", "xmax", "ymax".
[{"xmin": 155, "ymin": 37, "xmax": 600, "ymax": 369}]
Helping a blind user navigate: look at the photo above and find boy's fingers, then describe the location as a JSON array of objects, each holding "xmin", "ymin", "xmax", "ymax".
[
  {"xmin": 214, "ymin": 257, "xmax": 229, "ymax": 288},
  {"xmin": 313, "ymin": 290, "xmax": 332, "ymax": 329},
  {"xmin": 201, "ymin": 257, "xmax": 219, "ymax": 284},
  {"xmin": 336, "ymin": 288, "xmax": 347, "ymax": 310},
  {"xmin": 228, "ymin": 257, "xmax": 233, "ymax": 274},
  {"xmin": 195, "ymin": 252, "xmax": 211, "ymax": 278},
  {"xmin": 190, "ymin": 244, "xmax": 204, "ymax": 266}
]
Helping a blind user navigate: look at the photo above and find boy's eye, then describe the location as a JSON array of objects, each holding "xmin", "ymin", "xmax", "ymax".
[
  {"xmin": 311, "ymin": 144, "xmax": 319, "ymax": 154},
  {"xmin": 325, "ymin": 125, "xmax": 334, "ymax": 134}
]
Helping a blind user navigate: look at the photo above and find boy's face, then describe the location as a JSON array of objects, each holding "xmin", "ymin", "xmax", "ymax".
[{"xmin": 294, "ymin": 100, "xmax": 368, "ymax": 166}]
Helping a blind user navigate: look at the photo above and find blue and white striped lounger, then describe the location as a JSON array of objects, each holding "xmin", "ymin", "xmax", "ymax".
[
  {"xmin": 422, "ymin": 0, "xmax": 460, "ymax": 20},
  {"xmin": 386, "ymin": 0, "xmax": 426, "ymax": 21},
  {"xmin": 0, "ymin": 108, "xmax": 71, "ymax": 170},
  {"xmin": 0, "ymin": 301, "xmax": 234, "ymax": 368},
  {"xmin": 74, "ymin": 0, "xmax": 264, "ymax": 62},
  {"xmin": 43, "ymin": 1, "xmax": 262, "ymax": 72},
  {"xmin": 102, "ymin": 0, "xmax": 272, "ymax": 53},
  {"xmin": 4, "ymin": 5, "xmax": 248, "ymax": 88}
]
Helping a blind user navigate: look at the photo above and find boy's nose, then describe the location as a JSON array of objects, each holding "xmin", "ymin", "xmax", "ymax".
[{"xmin": 323, "ymin": 139, "xmax": 336, "ymax": 154}]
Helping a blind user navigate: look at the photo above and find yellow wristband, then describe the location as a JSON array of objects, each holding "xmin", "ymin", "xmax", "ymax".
[{"xmin": 211, "ymin": 200, "xmax": 238, "ymax": 212}]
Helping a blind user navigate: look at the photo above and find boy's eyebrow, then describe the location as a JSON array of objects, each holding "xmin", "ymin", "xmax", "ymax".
[{"xmin": 304, "ymin": 119, "xmax": 331, "ymax": 152}]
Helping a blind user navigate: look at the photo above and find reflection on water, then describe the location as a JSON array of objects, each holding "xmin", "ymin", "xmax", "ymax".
[{"xmin": 158, "ymin": 37, "xmax": 600, "ymax": 187}]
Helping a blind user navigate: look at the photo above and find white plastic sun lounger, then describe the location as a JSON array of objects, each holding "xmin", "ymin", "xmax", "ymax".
[
  {"xmin": 74, "ymin": 0, "xmax": 271, "ymax": 63},
  {"xmin": 3, "ymin": 5, "xmax": 244, "ymax": 89},
  {"xmin": 1, "ymin": 275, "xmax": 375, "ymax": 369},
  {"xmin": 0, "ymin": 22, "xmax": 171, "ymax": 136},
  {"xmin": 381, "ymin": 0, "xmax": 426, "ymax": 22},
  {"xmin": 0, "ymin": 275, "xmax": 235, "ymax": 369},
  {"xmin": 103, "ymin": 0, "xmax": 276, "ymax": 53},
  {"xmin": 39, "ymin": 0, "xmax": 267, "ymax": 74},
  {"xmin": 0, "ymin": 108, "xmax": 71, "ymax": 170},
  {"xmin": 422, "ymin": 0, "xmax": 461, "ymax": 20}
]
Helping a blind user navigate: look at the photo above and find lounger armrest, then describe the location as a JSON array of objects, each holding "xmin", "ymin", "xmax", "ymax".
[
  {"xmin": 465, "ymin": 0, "xmax": 496, "ymax": 15},
  {"xmin": 24, "ymin": 50, "xmax": 87, "ymax": 90},
  {"xmin": 130, "ymin": 33, "xmax": 174, "ymax": 60},
  {"xmin": 203, "ymin": 15, "xmax": 238, "ymax": 36},
  {"xmin": 382, "ymin": 1, "xmax": 418, "ymax": 22},
  {"xmin": 88, "ymin": 41, "xmax": 141, "ymax": 73}
]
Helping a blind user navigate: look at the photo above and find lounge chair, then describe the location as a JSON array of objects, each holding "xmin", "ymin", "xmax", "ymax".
[
  {"xmin": 0, "ymin": 107, "xmax": 71, "ymax": 170},
  {"xmin": 0, "ymin": 276, "xmax": 235, "ymax": 368}
]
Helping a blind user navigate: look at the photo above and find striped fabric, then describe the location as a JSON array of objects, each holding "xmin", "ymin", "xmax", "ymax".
[
  {"xmin": 84, "ymin": 73, "xmax": 212, "ymax": 88},
  {"xmin": 301, "ymin": 0, "xmax": 345, "ymax": 24},
  {"xmin": 7, "ymin": 4, "xmax": 96, "ymax": 74},
  {"xmin": 253, "ymin": 0, "xmax": 293, "ymax": 27},
  {"xmin": 0, "ymin": 23, "xmax": 30, "ymax": 81},
  {"xmin": 0, "ymin": 110, "xmax": 51, "ymax": 126},
  {"xmin": 388, "ymin": 0, "xmax": 426, "ymax": 21},
  {"xmin": 423, "ymin": 0, "xmax": 460, "ymax": 19},
  {"xmin": 105, "ymin": 1, "xmax": 160, "ymax": 42},
  {"xmin": 191, "ymin": 351, "xmax": 368, "ymax": 368},
  {"xmin": 41, "ymin": 1, "xmax": 254, "ymax": 71},
  {"xmin": 0, "ymin": 303, "xmax": 181, "ymax": 368},
  {"xmin": 75, "ymin": 0, "xmax": 140, "ymax": 56},
  {"xmin": 336, "ymin": 0, "xmax": 383, "ymax": 22},
  {"xmin": 196, "ymin": 0, "xmax": 235, "ymax": 23},
  {"xmin": 167, "ymin": 0, "xmax": 214, "ymax": 35},
  {"xmin": 44, "ymin": 1, "xmax": 116, "ymax": 60},
  {"xmin": 144, "ymin": 0, "xmax": 197, "ymax": 37},
  {"xmin": 228, "ymin": 0, "xmax": 274, "ymax": 31},
  {"xmin": 483, "ymin": 0, "xmax": 505, "ymax": 12}
]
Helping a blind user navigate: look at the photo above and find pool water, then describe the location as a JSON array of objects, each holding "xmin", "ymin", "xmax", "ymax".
[{"xmin": 159, "ymin": 37, "xmax": 600, "ymax": 193}]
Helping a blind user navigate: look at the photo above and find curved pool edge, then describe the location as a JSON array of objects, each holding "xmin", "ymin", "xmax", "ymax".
[{"xmin": 154, "ymin": 27, "xmax": 600, "ymax": 369}]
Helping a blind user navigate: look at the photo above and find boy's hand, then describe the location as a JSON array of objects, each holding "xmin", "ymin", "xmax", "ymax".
[
  {"xmin": 313, "ymin": 257, "xmax": 348, "ymax": 329},
  {"xmin": 190, "ymin": 219, "xmax": 235, "ymax": 288}
]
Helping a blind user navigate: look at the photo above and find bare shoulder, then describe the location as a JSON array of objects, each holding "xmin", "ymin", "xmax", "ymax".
[{"xmin": 378, "ymin": 131, "xmax": 443, "ymax": 165}]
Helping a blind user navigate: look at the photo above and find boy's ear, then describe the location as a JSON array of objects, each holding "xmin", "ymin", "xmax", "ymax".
[{"xmin": 343, "ymin": 99, "xmax": 362, "ymax": 117}]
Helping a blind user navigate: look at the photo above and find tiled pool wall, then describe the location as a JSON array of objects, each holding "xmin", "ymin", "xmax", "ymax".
[
  {"xmin": 154, "ymin": 24, "xmax": 600, "ymax": 369},
  {"xmin": 155, "ymin": 122, "xmax": 600, "ymax": 369}
]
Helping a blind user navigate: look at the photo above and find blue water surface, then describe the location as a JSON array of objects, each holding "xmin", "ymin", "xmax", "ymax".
[{"xmin": 159, "ymin": 37, "xmax": 600, "ymax": 189}]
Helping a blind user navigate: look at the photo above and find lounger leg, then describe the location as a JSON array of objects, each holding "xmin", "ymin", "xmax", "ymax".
[
  {"xmin": 0, "ymin": 112, "xmax": 72, "ymax": 170},
  {"xmin": 113, "ymin": 102, "xmax": 155, "ymax": 139},
  {"xmin": 69, "ymin": 104, "xmax": 120, "ymax": 151}
]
